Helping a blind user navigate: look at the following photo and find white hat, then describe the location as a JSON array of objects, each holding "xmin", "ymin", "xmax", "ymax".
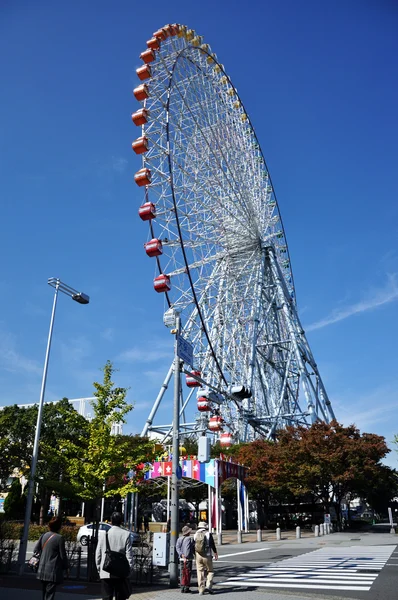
[{"xmin": 197, "ymin": 521, "xmax": 208, "ymax": 529}]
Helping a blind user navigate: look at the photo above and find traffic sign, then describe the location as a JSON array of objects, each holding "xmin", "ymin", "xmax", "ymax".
[{"xmin": 177, "ymin": 335, "xmax": 193, "ymax": 366}]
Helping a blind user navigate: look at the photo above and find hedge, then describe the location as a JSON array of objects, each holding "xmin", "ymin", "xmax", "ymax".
[{"xmin": 0, "ymin": 522, "xmax": 78, "ymax": 542}]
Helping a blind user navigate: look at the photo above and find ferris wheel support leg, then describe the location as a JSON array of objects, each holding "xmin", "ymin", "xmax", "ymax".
[
  {"xmin": 267, "ymin": 248, "xmax": 316, "ymax": 421},
  {"xmin": 294, "ymin": 312, "xmax": 336, "ymax": 423},
  {"xmin": 159, "ymin": 387, "xmax": 195, "ymax": 443},
  {"xmin": 244, "ymin": 246, "xmax": 267, "ymax": 440},
  {"xmin": 141, "ymin": 363, "xmax": 174, "ymax": 437}
]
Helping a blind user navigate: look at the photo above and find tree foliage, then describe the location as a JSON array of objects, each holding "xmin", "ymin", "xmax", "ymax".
[
  {"xmin": 4, "ymin": 479, "xmax": 26, "ymax": 519},
  {"xmin": 67, "ymin": 360, "xmax": 155, "ymax": 502},
  {"xmin": 0, "ymin": 361, "xmax": 155, "ymax": 522},
  {"xmin": 237, "ymin": 421, "xmax": 392, "ymax": 524},
  {"xmin": 0, "ymin": 404, "xmax": 37, "ymax": 489}
]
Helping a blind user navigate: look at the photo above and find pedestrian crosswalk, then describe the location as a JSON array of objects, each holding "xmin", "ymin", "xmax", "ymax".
[{"xmin": 219, "ymin": 545, "xmax": 396, "ymax": 591}]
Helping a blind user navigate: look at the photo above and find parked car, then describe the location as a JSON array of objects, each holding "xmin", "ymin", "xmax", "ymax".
[{"xmin": 77, "ymin": 522, "xmax": 141, "ymax": 546}]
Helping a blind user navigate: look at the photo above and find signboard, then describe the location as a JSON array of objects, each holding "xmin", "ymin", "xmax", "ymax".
[
  {"xmin": 324, "ymin": 513, "xmax": 331, "ymax": 524},
  {"xmin": 0, "ymin": 498, "xmax": 4, "ymax": 513},
  {"xmin": 177, "ymin": 335, "xmax": 193, "ymax": 366}
]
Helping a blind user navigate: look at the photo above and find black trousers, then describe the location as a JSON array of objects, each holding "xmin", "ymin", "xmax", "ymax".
[
  {"xmin": 101, "ymin": 578, "xmax": 130, "ymax": 600},
  {"xmin": 41, "ymin": 581, "xmax": 57, "ymax": 600}
]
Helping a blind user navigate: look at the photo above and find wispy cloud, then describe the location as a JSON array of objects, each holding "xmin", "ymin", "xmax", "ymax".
[
  {"xmin": 0, "ymin": 331, "xmax": 42, "ymax": 375},
  {"xmin": 60, "ymin": 336, "xmax": 92, "ymax": 363},
  {"xmin": 23, "ymin": 301, "xmax": 47, "ymax": 317},
  {"xmin": 110, "ymin": 156, "xmax": 128, "ymax": 173},
  {"xmin": 142, "ymin": 368, "xmax": 171, "ymax": 382},
  {"xmin": 334, "ymin": 381, "xmax": 398, "ymax": 462},
  {"xmin": 101, "ymin": 328, "xmax": 115, "ymax": 342},
  {"xmin": 306, "ymin": 273, "xmax": 398, "ymax": 332},
  {"xmin": 117, "ymin": 339, "xmax": 172, "ymax": 364}
]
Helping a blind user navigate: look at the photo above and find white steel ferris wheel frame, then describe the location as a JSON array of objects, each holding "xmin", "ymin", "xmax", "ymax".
[{"xmin": 133, "ymin": 24, "xmax": 335, "ymax": 443}]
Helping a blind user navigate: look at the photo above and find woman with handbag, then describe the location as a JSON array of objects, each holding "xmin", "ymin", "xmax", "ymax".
[
  {"xmin": 33, "ymin": 516, "xmax": 69, "ymax": 600},
  {"xmin": 95, "ymin": 512, "xmax": 134, "ymax": 600}
]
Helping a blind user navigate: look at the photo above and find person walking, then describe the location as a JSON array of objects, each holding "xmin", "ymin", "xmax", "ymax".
[
  {"xmin": 194, "ymin": 521, "xmax": 218, "ymax": 595},
  {"xmin": 34, "ymin": 516, "xmax": 69, "ymax": 600},
  {"xmin": 95, "ymin": 512, "xmax": 134, "ymax": 600},
  {"xmin": 176, "ymin": 525, "xmax": 195, "ymax": 593}
]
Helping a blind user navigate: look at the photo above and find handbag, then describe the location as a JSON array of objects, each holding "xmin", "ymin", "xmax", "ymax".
[
  {"xmin": 28, "ymin": 533, "xmax": 55, "ymax": 572},
  {"xmin": 102, "ymin": 531, "xmax": 130, "ymax": 578},
  {"xmin": 181, "ymin": 562, "xmax": 191, "ymax": 587},
  {"xmin": 28, "ymin": 552, "xmax": 41, "ymax": 572}
]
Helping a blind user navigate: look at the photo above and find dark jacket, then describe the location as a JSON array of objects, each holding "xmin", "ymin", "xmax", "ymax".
[{"xmin": 34, "ymin": 531, "xmax": 69, "ymax": 583}]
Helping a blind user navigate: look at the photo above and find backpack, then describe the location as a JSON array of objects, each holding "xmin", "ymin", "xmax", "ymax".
[{"xmin": 195, "ymin": 530, "xmax": 208, "ymax": 556}]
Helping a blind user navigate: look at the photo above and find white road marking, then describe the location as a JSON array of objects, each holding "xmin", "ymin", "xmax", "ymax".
[
  {"xmin": 217, "ymin": 560, "xmax": 272, "ymax": 564},
  {"xmin": 219, "ymin": 545, "xmax": 396, "ymax": 592},
  {"xmin": 218, "ymin": 548, "xmax": 270, "ymax": 558}
]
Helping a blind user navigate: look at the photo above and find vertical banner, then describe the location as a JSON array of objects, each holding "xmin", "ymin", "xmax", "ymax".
[
  {"xmin": 236, "ymin": 479, "xmax": 241, "ymax": 531},
  {"xmin": 208, "ymin": 484, "xmax": 212, "ymax": 531},
  {"xmin": 239, "ymin": 480, "xmax": 245, "ymax": 530}
]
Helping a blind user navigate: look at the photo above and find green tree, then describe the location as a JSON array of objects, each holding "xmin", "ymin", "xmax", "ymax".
[
  {"xmin": 35, "ymin": 398, "xmax": 89, "ymax": 522},
  {"xmin": 4, "ymin": 479, "xmax": 26, "ymax": 520},
  {"xmin": 0, "ymin": 404, "xmax": 37, "ymax": 489},
  {"xmin": 361, "ymin": 465, "xmax": 398, "ymax": 517},
  {"xmin": 67, "ymin": 361, "xmax": 154, "ymax": 516}
]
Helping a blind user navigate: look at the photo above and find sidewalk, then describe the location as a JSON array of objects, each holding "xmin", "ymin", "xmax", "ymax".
[{"xmin": 1, "ymin": 528, "xmax": 396, "ymax": 600}]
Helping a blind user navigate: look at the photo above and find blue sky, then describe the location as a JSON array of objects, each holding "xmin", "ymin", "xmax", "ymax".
[{"xmin": 1, "ymin": 1, "xmax": 397, "ymax": 464}]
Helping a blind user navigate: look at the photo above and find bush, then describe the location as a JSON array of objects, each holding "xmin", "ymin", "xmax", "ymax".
[
  {"xmin": 0, "ymin": 521, "xmax": 78, "ymax": 543},
  {"xmin": 61, "ymin": 526, "xmax": 78, "ymax": 543}
]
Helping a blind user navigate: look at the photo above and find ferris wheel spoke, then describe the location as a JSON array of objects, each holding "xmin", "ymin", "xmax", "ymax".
[
  {"xmin": 168, "ymin": 58, "xmax": 261, "ymax": 221},
  {"xmin": 166, "ymin": 130, "xmax": 258, "ymax": 237}
]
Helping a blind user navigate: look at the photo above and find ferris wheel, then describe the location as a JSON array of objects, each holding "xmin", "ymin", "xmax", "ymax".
[{"xmin": 132, "ymin": 24, "xmax": 335, "ymax": 443}]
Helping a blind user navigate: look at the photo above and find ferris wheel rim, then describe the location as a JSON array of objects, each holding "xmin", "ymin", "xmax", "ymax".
[
  {"xmin": 146, "ymin": 39, "xmax": 296, "ymax": 308},
  {"xmin": 164, "ymin": 46, "xmax": 231, "ymax": 386},
  {"xmin": 134, "ymin": 23, "xmax": 335, "ymax": 439},
  {"xmin": 136, "ymin": 25, "xmax": 296, "ymax": 389}
]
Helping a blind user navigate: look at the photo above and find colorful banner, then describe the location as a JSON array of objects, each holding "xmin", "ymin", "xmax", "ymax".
[
  {"xmin": 217, "ymin": 459, "xmax": 246, "ymax": 485},
  {"xmin": 144, "ymin": 458, "xmax": 246, "ymax": 488}
]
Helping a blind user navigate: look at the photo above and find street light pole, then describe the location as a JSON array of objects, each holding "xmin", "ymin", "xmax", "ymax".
[
  {"xmin": 169, "ymin": 313, "xmax": 181, "ymax": 588},
  {"xmin": 17, "ymin": 278, "xmax": 89, "ymax": 575}
]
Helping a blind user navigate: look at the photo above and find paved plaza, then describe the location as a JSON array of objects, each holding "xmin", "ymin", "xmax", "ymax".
[{"xmin": 1, "ymin": 528, "xmax": 397, "ymax": 600}]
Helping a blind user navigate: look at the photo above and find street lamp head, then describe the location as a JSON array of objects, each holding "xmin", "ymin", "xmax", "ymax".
[
  {"xmin": 72, "ymin": 292, "xmax": 90, "ymax": 305},
  {"xmin": 48, "ymin": 278, "xmax": 90, "ymax": 304}
]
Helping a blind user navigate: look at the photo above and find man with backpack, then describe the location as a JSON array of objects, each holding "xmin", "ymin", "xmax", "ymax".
[{"xmin": 194, "ymin": 521, "xmax": 218, "ymax": 595}]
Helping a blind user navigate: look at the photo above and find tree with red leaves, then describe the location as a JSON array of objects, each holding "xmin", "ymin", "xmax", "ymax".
[{"xmin": 238, "ymin": 421, "xmax": 390, "ymax": 526}]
